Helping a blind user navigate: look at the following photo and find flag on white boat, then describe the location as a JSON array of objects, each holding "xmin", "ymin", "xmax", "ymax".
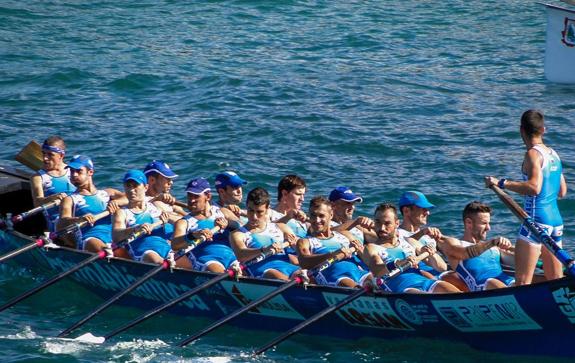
[{"xmin": 543, "ymin": 4, "xmax": 575, "ymax": 84}]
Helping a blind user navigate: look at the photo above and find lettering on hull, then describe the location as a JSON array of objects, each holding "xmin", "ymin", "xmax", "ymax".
[
  {"xmin": 220, "ymin": 281, "xmax": 305, "ymax": 320},
  {"xmin": 552, "ymin": 286, "xmax": 575, "ymax": 323},
  {"xmin": 432, "ymin": 296, "xmax": 541, "ymax": 332},
  {"xmin": 44, "ymin": 257, "xmax": 209, "ymax": 311},
  {"xmin": 323, "ymin": 293, "xmax": 414, "ymax": 331}
]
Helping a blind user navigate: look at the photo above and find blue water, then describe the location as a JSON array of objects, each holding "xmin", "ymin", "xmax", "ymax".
[{"xmin": 1, "ymin": 0, "xmax": 575, "ymax": 361}]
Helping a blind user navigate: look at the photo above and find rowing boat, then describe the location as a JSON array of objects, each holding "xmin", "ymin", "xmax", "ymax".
[{"xmin": 1, "ymin": 164, "xmax": 575, "ymax": 358}]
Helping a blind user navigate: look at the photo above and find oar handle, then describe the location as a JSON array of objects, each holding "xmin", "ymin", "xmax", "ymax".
[
  {"xmin": 244, "ymin": 242, "xmax": 290, "ymax": 267},
  {"xmin": 122, "ymin": 220, "xmax": 165, "ymax": 245},
  {"xmin": 184, "ymin": 226, "xmax": 221, "ymax": 250},
  {"xmin": 12, "ymin": 199, "xmax": 62, "ymax": 224},
  {"xmin": 385, "ymin": 251, "xmax": 430, "ymax": 279},
  {"xmin": 488, "ymin": 184, "xmax": 575, "ymax": 275}
]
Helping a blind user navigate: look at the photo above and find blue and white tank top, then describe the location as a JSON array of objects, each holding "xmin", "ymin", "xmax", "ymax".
[
  {"xmin": 38, "ymin": 168, "xmax": 75, "ymax": 196},
  {"xmin": 455, "ymin": 240, "xmax": 505, "ymax": 288},
  {"xmin": 70, "ymin": 190, "xmax": 112, "ymax": 228},
  {"xmin": 307, "ymin": 231, "xmax": 350, "ymax": 255},
  {"xmin": 522, "ymin": 145, "xmax": 563, "ymax": 226},
  {"xmin": 183, "ymin": 205, "xmax": 228, "ymax": 245},
  {"xmin": 120, "ymin": 202, "xmax": 167, "ymax": 239},
  {"xmin": 244, "ymin": 222, "xmax": 284, "ymax": 251}
]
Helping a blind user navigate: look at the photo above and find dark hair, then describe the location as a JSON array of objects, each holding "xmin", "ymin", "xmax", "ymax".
[
  {"xmin": 44, "ymin": 135, "xmax": 66, "ymax": 150},
  {"xmin": 520, "ymin": 109, "xmax": 545, "ymax": 137},
  {"xmin": 277, "ymin": 174, "xmax": 306, "ymax": 201},
  {"xmin": 462, "ymin": 201, "xmax": 492, "ymax": 222},
  {"xmin": 374, "ymin": 202, "xmax": 398, "ymax": 218},
  {"xmin": 309, "ymin": 195, "xmax": 331, "ymax": 211},
  {"xmin": 246, "ymin": 187, "xmax": 270, "ymax": 207}
]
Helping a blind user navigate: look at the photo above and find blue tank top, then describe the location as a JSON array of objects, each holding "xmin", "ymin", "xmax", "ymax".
[
  {"xmin": 183, "ymin": 205, "xmax": 229, "ymax": 246},
  {"xmin": 269, "ymin": 209, "xmax": 308, "ymax": 238},
  {"xmin": 120, "ymin": 202, "xmax": 168, "ymax": 239},
  {"xmin": 70, "ymin": 190, "xmax": 112, "ymax": 230},
  {"xmin": 455, "ymin": 240, "xmax": 504, "ymax": 286},
  {"xmin": 522, "ymin": 145, "xmax": 563, "ymax": 226},
  {"xmin": 38, "ymin": 168, "xmax": 75, "ymax": 196},
  {"xmin": 244, "ymin": 222, "xmax": 284, "ymax": 250}
]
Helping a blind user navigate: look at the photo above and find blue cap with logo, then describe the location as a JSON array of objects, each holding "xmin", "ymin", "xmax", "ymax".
[
  {"xmin": 186, "ymin": 178, "xmax": 211, "ymax": 195},
  {"xmin": 398, "ymin": 191, "xmax": 435, "ymax": 209},
  {"xmin": 143, "ymin": 160, "xmax": 178, "ymax": 179},
  {"xmin": 123, "ymin": 169, "xmax": 147, "ymax": 185},
  {"xmin": 215, "ymin": 171, "xmax": 247, "ymax": 190},
  {"xmin": 66, "ymin": 155, "xmax": 94, "ymax": 171},
  {"xmin": 328, "ymin": 186, "xmax": 363, "ymax": 203}
]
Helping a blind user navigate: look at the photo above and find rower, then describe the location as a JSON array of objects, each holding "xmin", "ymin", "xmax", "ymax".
[
  {"xmin": 269, "ymin": 175, "xmax": 308, "ymax": 238},
  {"xmin": 364, "ymin": 203, "xmax": 460, "ymax": 293},
  {"xmin": 171, "ymin": 178, "xmax": 241, "ymax": 272},
  {"xmin": 214, "ymin": 171, "xmax": 247, "ymax": 221},
  {"xmin": 230, "ymin": 187, "xmax": 299, "ymax": 280},
  {"xmin": 397, "ymin": 191, "xmax": 448, "ymax": 275},
  {"xmin": 296, "ymin": 196, "xmax": 371, "ymax": 288},
  {"xmin": 30, "ymin": 136, "xmax": 76, "ymax": 232},
  {"xmin": 440, "ymin": 201, "xmax": 515, "ymax": 290},
  {"xmin": 328, "ymin": 186, "xmax": 374, "ymax": 243},
  {"xmin": 57, "ymin": 155, "xmax": 127, "ymax": 251},
  {"xmin": 113, "ymin": 170, "xmax": 176, "ymax": 264}
]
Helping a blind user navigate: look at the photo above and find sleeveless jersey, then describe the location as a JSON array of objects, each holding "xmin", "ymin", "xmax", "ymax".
[
  {"xmin": 38, "ymin": 169, "xmax": 76, "ymax": 230},
  {"xmin": 120, "ymin": 203, "xmax": 170, "ymax": 261},
  {"xmin": 120, "ymin": 202, "xmax": 168, "ymax": 239},
  {"xmin": 70, "ymin": 190, "xmax": 112, "ymax": 228},
  {"xmin": 455, "ymin": 240, "xmax": 513, "ymax": 291},
  {"xmin": 522, "ymin": 145, "xmax": 563, "ymax": 226}
]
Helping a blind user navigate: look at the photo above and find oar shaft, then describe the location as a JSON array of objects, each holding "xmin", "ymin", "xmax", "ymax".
[
  {"xmin": 0, "ymin": 251, "xmax": 106, "ymax": 313},
  {"xmin": 0, "ymin": 239, "xmax": 45, "ymax": 264},
  {"xmin": 12, "ymin": 200, "xmax": 61, "ymax": 224},
  {"xmin": 489, "ymin": 185, "xmax": 575, "ymax": 276},
  {"xmin": 51, "ymin": 210, "xmax": 110, "ymax": 239},
  {"xmin": 104, "ymin": 270, "xmax": 234, "ymax": 341},
  {"xmin": 179, "ymin": 277, "xmax": 301, "ymax": 347},
  {"xmin": 57, "ymin": 261, "xmax": 169, "ymax": 338},
  {"xmin": 254, "ymin": 287, "xmax": 368, "ymax": 355}
]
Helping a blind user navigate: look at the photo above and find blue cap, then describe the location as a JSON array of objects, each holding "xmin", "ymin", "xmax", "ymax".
[
  {"xmin": 328, "ymin": 186, "xmax": 363, "ymax": 203},
  {"xmin": 144, "ymin": 160, "xmax": 178, "ymax": 179},
  {"xmin": 215, "ymin": 171, "xmax": 247, "ymax": 190},
  {"xmin": 186, "ymin": 178, "xmax": 211, "ymax": 195},
  {"xmin": 398, "ymin": 191, "xmax": 435, "ymax": 209},
  {"xmin": 66, "ymin": 155, "xmax": 94, "ymax": 171},
  {"xmin": 123, "ymin": 169, "xmax": 147, "ymax": 185}
]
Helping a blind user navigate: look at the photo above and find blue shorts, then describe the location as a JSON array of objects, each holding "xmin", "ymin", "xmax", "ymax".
[
  {"xmin": 315, "ymin": 260, "xmax": 371, "ymax": 287},
  {"xmin": 127, "ymin": 236, "xmax": 171, "ymax": 262},
  {"xmin": 188, "ymin": 243, "xmax": 237, "ymax": 271},
  {"xmin": 381, "ymin": 270, "xmax": 437, "ymax": 293},
  {"xmin": 77, "ymin": 224, "xmax": 112, "ymax": 250},
  {"xmin": 518, "ymin": 222, "xmax": 563, "ymax": 246},
  {"xmin": 475, "ymin": 272, "xmax": 515, "ymax": 291},
  {"xmin": 246, "ymin": 255, "xmax": 299, "ymax": 278}
]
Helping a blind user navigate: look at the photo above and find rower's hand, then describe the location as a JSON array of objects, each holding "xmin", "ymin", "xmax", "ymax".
[
  {"xmin": 271, "ymin": 242, "xmax": 284, "ymax": 255},
  {"xmin": 339, "ymin": 246, "xmax": 354, "ymax": 260},
  {"xmin": 402, "ymin": 255, "xmax": 418, "ymax": 269},
  {"xmin": 158, "ymin": 193, "xmax": 176, "ymax": 205},
  {"xmin": 352, "ymin": 216, "xmax": 374, "ymax": 230},
  {"xmin": 349, "ymin": 239, "xmax": 364, "ymax": 255},
  {"xmin": 226, "ymin": 205, "xmax": 242, "ymax": 217},
  {"xmin": 289, "ymin": 209, "xmax": 307, "ymax": 222},
  {"xmin": 140, "ymin": 223, "xmax": 153, "ymax": 235},
  {"xmin": 107, "ymin": 200, "xmax": 121, "ymax": 214},
  {"xmin": 82, "ymin": 214, "xmax": 96, "ymax": 226},
  {"xmin": 159, "ymin": 212, "xmax": 169, "ymax": 224},
  {"xmin": 284, "ymin": 232, "xmax": 298, "ymax": 247},
  {"xmin": 214, "ymin": 217, "xmax": 228, "ymax": 231},
  {"xmin": 491, "ymin": 237, "xmax": 513, "ymax": 251},
  {"xmin": 485, "ymin": 176, "xmax": 498, "ymax": 188},
  {"xmin": 55, "ymin": 192, "xmax": 68, "ymax": 201},
  {"xmin": 195, "ymin": 228, "xmax": 213, "ymax": 241},
  {"xmin": 423, "ymin": 227, "xmax": 442, "ymax": 240},
  {"xmin": 419, "ymin": 244, "xmax": 435, "ymax": 257}
]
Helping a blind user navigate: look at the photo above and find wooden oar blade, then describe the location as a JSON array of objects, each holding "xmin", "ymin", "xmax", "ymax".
[{"xmin": 15, "ymin": 141, "xmax": 43, "ymax": 171}]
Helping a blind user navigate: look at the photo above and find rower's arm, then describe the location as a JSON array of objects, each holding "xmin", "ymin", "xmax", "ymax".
[
  {"xmin": 501, "ymin": 150, "xmax": 543, "ymax": 196},
  {"xmin": 296, "ymin": 238, "xmax": 343, "ymax": 269},
  {"xmin": 171, "ymin": 219, "xmax": 189, "ymax": 251},
  {"xmin": 229, "ymin": 230, "xmax": 263, "ymax": 263},
  {"xmin": 407, "ymin": 237, "xmax": 447, "ymax": 272},
  {"xmin": 440, "ymin": 236, "xmax": 497, "ymax": 260},
  {"xmin": 112, "ymin": 210, "xmax": 136, "ymax": 243},
  {"xmin": 221, "ymin": 207, "xmax": 241, "ymax": 230},
  {"xmin": 106, "ymin": 188, "xmax": 129, "ymax": 207},
  {"xmin": 57, "ymin": 196, "xmax": 82, "ymax": 228},
  {"xmin": 559, "ymin": 174, "xmax": 567, "ymax": 198},
  {"xmin": 30, "ymin": 174, "xmax": 65, "ymax": 206},
  {"xmin": 364, "ymin": 244, "xmax": 391, "ymax": 278}
]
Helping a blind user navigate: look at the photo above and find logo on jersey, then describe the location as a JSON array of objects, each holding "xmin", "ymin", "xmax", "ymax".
[{"xmin": 562, "ymin": 17, "xmax": 575, "ymax": 47}]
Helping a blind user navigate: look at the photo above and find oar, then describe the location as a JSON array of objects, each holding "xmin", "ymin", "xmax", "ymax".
[
  {"xmin": 177, "ymin": 247, "xmax": 354, "ymax": 347},
  {"xmin": 51, "ymin": 211, "xmax": 111, "ymax": 240},
  {"xmin": 11, "ymin": 199, "xmax": 62, "ymax": 224},
  {"xmin": 253, "ymin": 252, "xmax": 430, "ymax": 356},
  {"xmin": 0, "ymin": 210, "xmax": 108, "ymax": 265},
  {"xmin": 57, "ymin": 220, "xmax": 178, "ymax": 338},
  {"xmin": 75, "ymin": 241, "xmax": 283, "ymax": 344},
  {"xmin": 488, "ymin": 184, "xmax": 575, "ymax": 278},
  {"xmin": 0, "ymin": 249, "xmax": 108, "ymax": 313},
  {"xmin": 14, "ymin": 140, "xmax": 43, "ymax": 171}
]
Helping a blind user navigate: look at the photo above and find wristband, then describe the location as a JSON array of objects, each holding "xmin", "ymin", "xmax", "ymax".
[
  {"xmin": 385, "ymin": 260, "xmax": 396, "ymax": 272},
  {"xmin": 498, "ymin": 178, "xmax": 507, "ymax": 189}
]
